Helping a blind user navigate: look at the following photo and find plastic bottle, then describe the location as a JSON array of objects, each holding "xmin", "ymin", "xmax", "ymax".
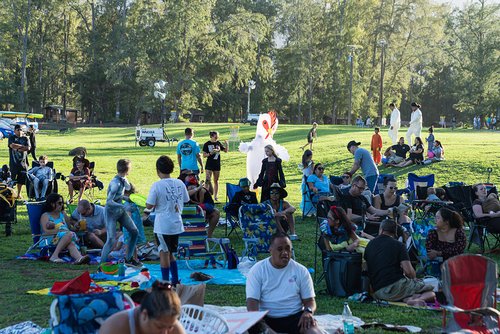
[
  {"xmin": 342, "ymin": 302, "xmax": 354, "ymax": 334},
  {"xmin": 118, "ymin": 262, "xmax": 126, "ymax": 278}
]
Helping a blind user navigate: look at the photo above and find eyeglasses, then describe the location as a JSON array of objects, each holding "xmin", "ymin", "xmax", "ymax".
[
  {"xmin": 352, "ymin": 184, "xmax": 365, "ymax": 190},
  {"xmin": 388, "ymin": 186, "xmax": 398, "ymax": 190}
]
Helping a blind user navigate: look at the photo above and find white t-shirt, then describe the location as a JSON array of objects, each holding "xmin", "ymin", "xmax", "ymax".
[
  {"xmin": 246, "ymin": 258, "xmax": 315, "ymax": 318},
  {"xmin": 146, "ymin": 178, "xmax": 189, "ymax": 235}
]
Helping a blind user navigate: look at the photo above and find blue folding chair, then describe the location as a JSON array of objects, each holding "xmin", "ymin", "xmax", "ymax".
[
  {"xmin": 25, "ymin": 201, "xmax": 55, "ymax": 257},
  {"xmin": 239, "ymin": 203, "xmax": 277, "ymax": 259},
  {"xmin": 407, "ymin": 173, "xmax": 435, "ymax": 201},
  {"xmin": 223, "ymin": 183, "xmax": 242, "ymax": 237},
  {"xmin": 375, "ymin": 174, "xmax": 395, "ymax": 195}
]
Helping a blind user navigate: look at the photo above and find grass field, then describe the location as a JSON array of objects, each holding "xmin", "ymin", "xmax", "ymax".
[{"xmin": 0, "ymin": 123, "xmax": 499, "ymax": 332}]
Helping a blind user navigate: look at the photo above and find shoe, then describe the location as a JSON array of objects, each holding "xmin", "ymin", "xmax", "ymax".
[
  {"xmin": 125, "ymin": 258, "xmax": 144, "ymax": 269},
  {"xmin": 49, "ymin": 257, "xmax": 65, "ymax": 264},
  {"xmin": 74, "ymin": 255, "xmax": 90, "ymax": 265},
  {"xmin": 289, "ymin": 234, "xmax": 299, "ymax": 241}
]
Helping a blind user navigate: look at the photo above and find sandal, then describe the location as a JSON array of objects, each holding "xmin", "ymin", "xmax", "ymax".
[
  {"xmin": 74, "ymin": 255, "xmax": 90, "ymax": 265},
  {"xmin": 50, "ymin": 257, "xmax": 65, "ymax": 263}
]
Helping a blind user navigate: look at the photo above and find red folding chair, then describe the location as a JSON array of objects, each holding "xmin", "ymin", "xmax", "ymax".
[{"xmin": 441, "ymin": 254, "xmax": 500, "ymax": 333}]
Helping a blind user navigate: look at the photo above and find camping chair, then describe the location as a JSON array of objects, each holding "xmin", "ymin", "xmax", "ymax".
[
  {"xmin": 180, "ymin": 304, "xmax": 229, "ymax": 334},
  {"xmin": 313, "ymin": 198, "xmax": 339, "ymax": 284},
  {"xmin": 375, "ymin": 173, "xmax": 395, "ymax": 195},
  {"xmin": 25, "ymin": 160, "xmax": 58, "ymax": 200},
  {"xmin": 177, "ymin": 205, "xmax": 229, "ymax": 270},
  {"xmin": 25, "ymin": 201, "xmax": 54, "ymax": 257},
  {"xmin": 301, "ymin": 175, "xmax": 317, "ymax": 219},
  {"xmin": 60, "ymin": 161, "xmax": 103, "ymax": 204},
  {"xmin": 441, "ymin": 254, "xmax": 500, "ymax": 332},
  {"xmin": 0, "ymin": 183, "xmax": 17, "ymax": 236},
  {"xmin": 406, "ymin": 173, "xmax": 435, "ymax": 202},
  {"xmin": 50, "ymin": 290, "xmax": 134, "ymax": 334},
  {"xmin": 238, "ymin": 203, "xmax": 277, "ymax": 259},
  {"xmin": 223, "ymin": 182, "xmax": 242, "ymax": 237}
]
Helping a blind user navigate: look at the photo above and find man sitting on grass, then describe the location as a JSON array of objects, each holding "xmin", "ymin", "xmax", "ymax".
[
  {"xmin": 70, "ymin": 200, "xmax": 106, "ymax": 248},
  {"xmin": 364, "ymin": 219, "xmax": 435, "ymax": 306},
  {"xmin": 246, "ymin": 232, "xmax": 323, "ymax": 334}
]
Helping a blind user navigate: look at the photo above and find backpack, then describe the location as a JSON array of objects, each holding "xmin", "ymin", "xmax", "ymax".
[{"xmin": 220, "ymin": 240, "xmax": 239, "ymax": 269}]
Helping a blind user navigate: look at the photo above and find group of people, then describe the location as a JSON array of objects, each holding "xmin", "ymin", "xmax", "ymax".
[{"xmin": 474, "ymin": 114, "xmax": 498, "ymax": 130}]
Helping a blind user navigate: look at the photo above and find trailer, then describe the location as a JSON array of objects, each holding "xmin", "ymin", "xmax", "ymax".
[{"xmin": 135, "ymin": 125, "xmax": 177, "ymax": 147}]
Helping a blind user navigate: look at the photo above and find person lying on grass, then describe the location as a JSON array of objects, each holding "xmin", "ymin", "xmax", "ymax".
[{"xmin": 40, "ymin": 193, "xmax": 90, "ymax": 265}]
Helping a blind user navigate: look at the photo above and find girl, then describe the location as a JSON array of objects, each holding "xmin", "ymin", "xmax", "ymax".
[
  {"xmin": 253, "ymin": 145, "xmax": 286, "ymax": 202},
  {"xmin": 202, "ymin": 131, "xmax": 228, "ymax": 201},
  {"xmin": 299, "ymin": 150, "xmax": 315, "ymax": 216}
]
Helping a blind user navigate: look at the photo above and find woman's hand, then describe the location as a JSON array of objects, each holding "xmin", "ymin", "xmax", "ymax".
[{"xmin": 427, "ymin": 249, "xmax": 440, "ymax": 260}]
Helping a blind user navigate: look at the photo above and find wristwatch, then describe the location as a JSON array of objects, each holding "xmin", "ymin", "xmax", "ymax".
[{"xmin": 304, "ymin": 307, "xmax": 313, "ymax": 314}]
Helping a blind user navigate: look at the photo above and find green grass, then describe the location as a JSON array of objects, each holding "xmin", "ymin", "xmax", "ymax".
[{"xmin": 0, "ymin": 123, "xmax": 498, "ymax": 332}]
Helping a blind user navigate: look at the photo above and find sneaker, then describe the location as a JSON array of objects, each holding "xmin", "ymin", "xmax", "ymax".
[
  {"xmin": 125, "ymin": 258, "xmax": 144, "ymax": 269},
  {"xmin": 289, "ymin": 234, "xmax": 299, "ymax": 241}
]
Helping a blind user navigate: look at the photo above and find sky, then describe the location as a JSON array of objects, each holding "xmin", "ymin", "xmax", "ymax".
[{"xmin": 433, "ymin": 0, "xmax": 500, "ymax": 6}]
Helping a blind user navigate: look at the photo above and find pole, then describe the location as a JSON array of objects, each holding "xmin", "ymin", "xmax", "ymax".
[
  {"xmin": 246, "ymin": 86, "xmax": 251, "ymax": 120},
  {"xmin": 348, "ymin": 54, "xmax": 353, "ymax": 126},
  {"xmin": 378, "ymin": 42, "xmax": 386, "ymax": 125}
]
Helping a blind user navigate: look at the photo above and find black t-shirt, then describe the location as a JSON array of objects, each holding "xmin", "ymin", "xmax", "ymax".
[
  {"xmin": 364, "ymin": 234, "xmax": 409, "ymax": 291},
  {"xmin": 408, "ymin": 144, "xmax": 424, "ymax": 161},
  {"xmin": 8, "ymin": 134, "xmax": 30, "ymax": 169},
  {"xmin": 231, "ymin": 191, "xmax": 258, "ymax": 206},
  {"xmin": 391, "ymin": 144, "xmax": 411, "ymax": 158},
  {"xmin": 203, "ymin": 140, "xmax": 225, "ymax": 170},
  {"xmin": 341, "ymin": 193, "xmax": 371, "ymax": 216}
]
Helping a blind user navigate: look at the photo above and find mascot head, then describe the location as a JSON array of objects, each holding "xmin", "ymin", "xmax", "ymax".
[{"xmin": 256, "ymin": 110, "xmax": 279, "ymax": 139}]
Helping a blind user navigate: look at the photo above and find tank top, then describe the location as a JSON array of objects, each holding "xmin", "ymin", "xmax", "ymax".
[
  {"xmin": 380, "ymin": 195, "xmax": 401, "ymax": 210},
  {"xmin": 48, "ymin": 212, "xmax": 68, "ymax": 231}
]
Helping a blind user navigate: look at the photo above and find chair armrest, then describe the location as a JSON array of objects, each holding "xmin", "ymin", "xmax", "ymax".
[
  {"xmin": 50, "ymin": 299, "xmax": 59, "ymax": 327},
  {"xmin": 442, "ymin": 305, "xmax": 500, "ymax": 317}
]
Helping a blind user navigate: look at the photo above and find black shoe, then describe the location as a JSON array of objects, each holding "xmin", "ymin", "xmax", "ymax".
[{"xmin": 125, "ymin": 258, "xmax": 144, "ymax": 269}]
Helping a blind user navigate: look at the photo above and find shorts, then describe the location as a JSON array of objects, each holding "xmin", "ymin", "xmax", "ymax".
[
  {"xmin": 373, "ymin": 278, "xmax": 434, "ymax": 301},
  {"xmin": 155, "ymin": 233, "xmax": 179, "ymax": 253},
  {"xmin": 199, "ymin": 203, "xmax": 215, "ymax": 215},
  {"xmin": 205, "ymin": 160, "xmax": 221, "ymax": 172},
  {"xmin": 265, "ymin": 311, "xmax": 304, "ymax": 334},
  {"xmin": 388, "ymin": 155, "xmax": 404, "ymax": 164},
  {"xmin": 10, "ymin": 167, "xmax": 27, "ymax": 184}
]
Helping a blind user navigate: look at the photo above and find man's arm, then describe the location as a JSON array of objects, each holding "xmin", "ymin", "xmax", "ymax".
[
  {"xmin": 177, "ymin": 154, "xmax": 182, "ymax": 169},
  {"xmin": 196, "ymin": 153, "xmax": 204, "ymax": 173},
  {"xmin": 349, "ymin": 161, "xmax": 360, "ymax": 175},
  {"xmin": 401, "ymin": 260, "xmax": 416, "ymax": 279},
  {"xmin": 246, "ymin": 298, "xmax": 259, "ymax": 311},
  {"xmin": 366, "ymin": 205, "xmax": 390, "ymax": 217}
]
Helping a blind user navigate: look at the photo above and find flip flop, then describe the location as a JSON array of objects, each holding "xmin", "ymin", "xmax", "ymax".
[
  {"xmin": 50, "ymin": 257, "xmax": 65, "ymax": 263},
  {"xmin": 74, "ymin": 255, "xmax": 90, "ymax": 265}
]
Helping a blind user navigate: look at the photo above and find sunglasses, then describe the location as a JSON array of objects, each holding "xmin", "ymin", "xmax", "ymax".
[
  {"xmin": 342, "ymin": 175, "xmax": 350, "ymax": 179},
  {"xmin": 156, "ymin": 280, "xmax": 173, "ymax": 291},
  {"xmin": 270, "ymin": 191, "xmax": 280, "ymax": 195},
  {"xmin": 388, "ymin": 186, "xmax": 398, "ymax": 190}
]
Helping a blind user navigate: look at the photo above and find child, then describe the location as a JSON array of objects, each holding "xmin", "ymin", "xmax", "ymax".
[
  {"xmin": 371, "ymin": 127, "xmax": 383, "ymax": 165},
  {"xmin": 254, "ymin": 144, "xmax": 286, "ymax": 202},
  {"xmin": 146, "ymin": 155, "xmax": 189, "ymax": 285},
  {"xmin": 101, "ymin": 159, "xmax": 141, "ymax": 268},
  {"xmin": 300, "ymin": 122, "xmax": 318, "ymax": 151},
  {"xmin": 67, "ymin": 158, "xmax": 91, "ymax": 203},
  {"xmin": 123, "ymin": 183, "xmax": 146, "ymax": 244},
  {"xmin": 0, "ymin": 165, "xmax": 12, "ymax": 185},
  {"xmin": 27, "ymin": 155, "xmax": 53, "ymax": 201},
  {"xmin": 426, "ymin": 126, "xmax": 435, "ymax": 155}
]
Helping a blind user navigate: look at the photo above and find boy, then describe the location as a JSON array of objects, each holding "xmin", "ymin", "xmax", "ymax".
[
  {"xmin": 300, "ymin": 122, "xmax": 318, "ymax": 151},
  {"xmin": 100, "ymin": 159, "xmax": 141, "ymax": 268},
  {"xmin": 146, "ymin": 156, "xmax": 189, "ymax": 285},
  {"xmin": 27, "ymin": 155, "xmax": 53, "ymax": 201},
  {"xmin": 371, "ymin": 127, "xmax": 383, "ymax": 165}
]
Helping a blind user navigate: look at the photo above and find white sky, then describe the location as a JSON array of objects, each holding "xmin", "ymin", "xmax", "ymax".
[{"xmin": 433, "ymin": 0, "xmax": 500, "ymax": 7}]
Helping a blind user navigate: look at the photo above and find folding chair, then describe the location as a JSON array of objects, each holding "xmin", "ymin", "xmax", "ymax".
[
  {"xmin": 50, "ymin": 290, "xmax": 134, "ymax": 334},
  {"xmin": 375, "ymin": 173, "xmax": 395, "ymax": 195},
  {"xmin": 177, "ymin": 205, "xmax": 229, "ymax": 269},
  {"xmin": 25, "ymin": 201, "xmax": 54, "ymax": 256},
  {"xmin": 180, "ymin": 304, "xmax": 229, "ymax": 334},
  {"xmin": 238, "ymin": 203, "xmax": 277, "ymax": 259},
  {"xmin": 301, "ymin": 175, "xmax": 317, "ymax": 219},
  {"xmin": 25, "ymin": 160, "xmax": 58, "ymax": 200},
  {"xmin": 441, "ymin": 254, "xmax": 499, "ymax": 333},
  {"xmin": 313, "ymin": 199, "xmax": 339, "ymax": 284},
  {"xmin": 223, "ymin": 183, "xmax": 241, "ymax": 236},
  {"xmin": 407, "ymin": 173, "xmax": 435, "ymax": 201}
]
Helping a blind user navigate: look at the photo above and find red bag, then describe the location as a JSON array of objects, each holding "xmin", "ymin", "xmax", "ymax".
[{"xmin": 50, "ymin": 271, "xmax": 92, "ymax": 295}]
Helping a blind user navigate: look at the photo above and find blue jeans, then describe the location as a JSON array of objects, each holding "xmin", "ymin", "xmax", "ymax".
[{"xmin": 365, "ymin": 174, "xmax": 378, "ymax": 194}]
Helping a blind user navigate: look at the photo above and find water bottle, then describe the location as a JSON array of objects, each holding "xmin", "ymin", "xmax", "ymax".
[
  {"xmin": 342, "ymin": 302, "xmax": 354, "ymax": 334},
  {"xmin": 118, "ymin": 262, "xmax": 126, "ymax": 278}
]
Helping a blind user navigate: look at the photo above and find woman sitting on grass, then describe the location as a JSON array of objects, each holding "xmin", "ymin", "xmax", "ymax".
[
  {"xmin": 100, "ymin": 280, "xmax": 185, "ymax": 334},
  {"xmin": 40, "ymin": 193, "xmax": 90, "ymax": 264},
  {"xmin": 425, "ymin": 207, "xmax": 466, "ymax": 261}
]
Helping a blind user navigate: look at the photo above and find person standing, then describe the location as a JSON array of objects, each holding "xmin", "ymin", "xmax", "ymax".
[
  {"xmin": 8, "ymin": 124, "xmax": 31, "ymax": 198},
  {"xmin": 426, "ymin": 127, "xmax": 435, "ymax": 154},
  {"xmin": 145, "ymin": 156, "xmax": 189, "ymax": 285},
  {"xmin": 371, "ymin": 127, "xmax": 383, "ymax": 165},
  {"xmin": 406, "ymin": 102, "xmax": 423, "ymax": 144},
  {"xmin": 100, "ymin": 159, "xmax": 141, "ymax": 268},
  {"xmin": 347, "ymin": 140, "xmax": 379, "ymax": 193},
  {"xmin": 176, "ymin": 128, "xmax": 203, "ymax": 176},
  {"xmin": 300, "ymin": 122, "xmax": 318, "ymax": 151},
  {"xmin": 254, "ymin": 144, "xmax": 286, "ymax": 202},
  {"xmin": 388, "ymin": 103, "xmax": 400, "ymax": 145},
  {"xmin": 27, "ymin": 125, "xmax": 37, "ymax": 161},
  {"xmin": 202, "ymin": 131, "xmax": 228, "ymax": 201}
]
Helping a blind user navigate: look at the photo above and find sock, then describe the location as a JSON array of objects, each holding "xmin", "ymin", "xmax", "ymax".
[
  {"xmin": 161, "ymin": 267, "xmax": 170, "ymax": 281},
  {"xmin": 170, "ymin": 261, "xmax": 179, "ymax": 284}
]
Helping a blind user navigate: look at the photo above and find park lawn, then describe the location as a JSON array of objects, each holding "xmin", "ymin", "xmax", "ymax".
[{"xmin": 0, "ymin": 123, "xmax": 498, "ymax": 332}]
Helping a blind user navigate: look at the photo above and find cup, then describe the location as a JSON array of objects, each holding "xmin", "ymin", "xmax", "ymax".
[
  {"xmin": 79, "ymin": 219, "xmax": 87, "ymax": 231},
  {"xmin": 80, "ymin": 246, "xmax": 87, "ymax": 255}
]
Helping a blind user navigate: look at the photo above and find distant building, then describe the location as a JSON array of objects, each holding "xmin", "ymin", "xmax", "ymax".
[{"xmin": 43, "ymin": 105, "xmax": 79, "ymax": 123}]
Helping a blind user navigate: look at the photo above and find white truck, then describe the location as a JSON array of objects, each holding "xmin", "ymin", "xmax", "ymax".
[{"xmin": 135, "ymin": 125, "xmax": 177, "ymax": 147}]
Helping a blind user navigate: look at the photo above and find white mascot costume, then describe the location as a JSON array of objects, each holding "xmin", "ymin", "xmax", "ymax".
[
  {"xmin": 239, "ymin": 110, "xmax": 290, "ymax": 188},
  {"xmin": 406, "ymin": 104, "xmax": 422, "ymax": 144},
  {"xmin": 388, "ymin": 105, "xmax": 401, "ymax": 145}
]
